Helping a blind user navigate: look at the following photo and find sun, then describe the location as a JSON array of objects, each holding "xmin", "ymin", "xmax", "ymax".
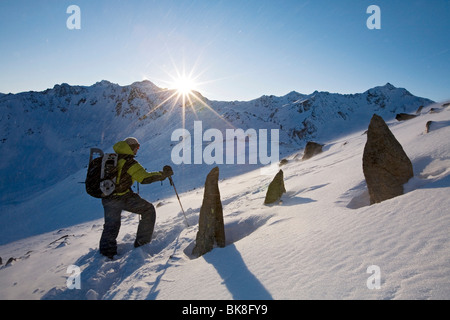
[
  {"xmin": 139, "ymin": 61, "xmax": 234, "ymax": 131},
  {"xmin": 171, "ymin": 75, "xmax": 198, "ymax": 97}
]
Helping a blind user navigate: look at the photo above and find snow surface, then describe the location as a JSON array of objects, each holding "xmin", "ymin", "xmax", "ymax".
[
  {"xmin": 0, "ymin": 81, "xmax": 434, "ymax": 244},
  {"xmin": 0, "ymin": 101, "xmax": 449, "ymax": 300}
]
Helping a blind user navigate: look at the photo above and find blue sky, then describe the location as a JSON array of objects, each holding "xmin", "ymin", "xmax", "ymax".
[{"xmin": 0, "ymin": 0, "xmax": 449, "ymax": 102}]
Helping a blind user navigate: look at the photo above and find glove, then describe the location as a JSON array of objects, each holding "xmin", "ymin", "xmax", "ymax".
[{"xmin": 161, "ymin": 165, "xmax": 174, "ymax": 178}]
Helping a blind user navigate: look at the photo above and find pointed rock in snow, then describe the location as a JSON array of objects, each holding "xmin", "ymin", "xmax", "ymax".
[
  {"xmin": 264, "ymin": 169, "xmax": 286, "ymax": 205},
  {"xmin": 363, "ymin": 114, "xmax": 414, "ymax": 204},
  {"xmin": 192, "ymin": 167, "xmax": 225, "ymax": 258}
]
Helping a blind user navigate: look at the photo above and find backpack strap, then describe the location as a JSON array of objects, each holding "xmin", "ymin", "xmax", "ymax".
[
  {"xmin": 121, "ymin": 155, "xmax": 137, "ymax": 174},
  {"xmin": 113, "ymin": 155, "xmax": 138, "ymax": 195}
]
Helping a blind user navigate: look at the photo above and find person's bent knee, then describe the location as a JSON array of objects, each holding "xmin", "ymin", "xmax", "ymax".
[{"xmin": 141, "ymin": 202, "xmax": 155, "ymax": 219}]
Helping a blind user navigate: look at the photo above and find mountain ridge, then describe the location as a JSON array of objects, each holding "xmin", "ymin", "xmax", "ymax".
[{"xmin": 0, "ymin": 80, "xmax": 434, "ymax": 204}]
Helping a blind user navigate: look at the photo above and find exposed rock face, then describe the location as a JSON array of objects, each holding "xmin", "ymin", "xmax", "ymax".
[
  {"xmin": 426, "ymin": 121, "xmax": 433, "ymax": 133},
  {"xmin": 396, "ymin": 113, "xmax": 417, "ymax": 121},
  {"xmin": 264, "ymin": 169, "xmax": 286, "ymax": 205},
  {"xmin": 302, "ymin": 141, "xmax": 324, "ymax": 160},
  {"xmin": 415, "ymin": 105, "xmax": 424, "ymax": 114},
  {"xmin": 363, "ymin": 114, "xmax": 414, "ymax": 204},
  {"xmin": 192, "ymin": 167, "xmax": 225, "ymax": 257},
  {"xmin": 430, "ymin": 108, "xmax": 441, "ymax": 114},
  {"xmin": 425, "ymin": 120, "xmax": 450, "ymax": 133}
]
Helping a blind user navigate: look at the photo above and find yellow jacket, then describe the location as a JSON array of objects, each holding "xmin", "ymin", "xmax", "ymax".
[{"xmin": 112, "ymin": 141, "xmax": 164, "ymax": 195}]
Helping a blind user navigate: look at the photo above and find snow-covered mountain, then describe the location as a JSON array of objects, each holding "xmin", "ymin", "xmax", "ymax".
[
  {"xmin": 0, "ymin": 80, "xmax": 433, "ymax": 206},
  {"xmin": 0, "ymin": 93, "xmax": 449, "ymax": 300},
  {"xmin": 0, "ymin": 81, "xmax": 435, "ymax": 245},
  {"xmin": 0, "ymin": 80, "xmax": 171, "ymax": 204}
]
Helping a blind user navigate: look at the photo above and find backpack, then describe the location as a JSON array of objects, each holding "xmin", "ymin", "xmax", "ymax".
[{"xmin": 85, "ymin": 148, "xmax": 119, "ymax": 198}]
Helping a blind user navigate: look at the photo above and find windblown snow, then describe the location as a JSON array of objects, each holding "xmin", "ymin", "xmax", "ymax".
[{"xmin": 0, "ymin": 82, "xmax": 449, "ymax": 300}]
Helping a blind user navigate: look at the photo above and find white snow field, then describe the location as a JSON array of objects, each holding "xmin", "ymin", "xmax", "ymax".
[{"xmin": 0, "ymin": 102, "xmax": 449, "ymax": 300}]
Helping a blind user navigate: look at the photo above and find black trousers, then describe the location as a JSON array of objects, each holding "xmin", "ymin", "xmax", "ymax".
[{"xmin": 99, "ymin": 192, "xmax": 156, "ymax": 256}]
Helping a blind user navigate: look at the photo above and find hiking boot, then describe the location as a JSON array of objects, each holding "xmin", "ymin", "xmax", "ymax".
[
  {"xmin": 134, "ymin": 239, "xmax": 149, "ymax": 248},
  {"xmin": 100, "ymin": 250, "xmax": 117, "ymax": 260}
]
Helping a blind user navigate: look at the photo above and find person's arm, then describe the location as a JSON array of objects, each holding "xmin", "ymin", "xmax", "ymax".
[
  {"xmin": 141, "ymin": 172, "xmax": 165, "ymax": 184},
  {"xmin": 127, "ymin": 162, "xmax": 164, "ymax": 184},
  {"xmin": 128, "ymin": 163, "xmax": 173, "ymax": 185}
]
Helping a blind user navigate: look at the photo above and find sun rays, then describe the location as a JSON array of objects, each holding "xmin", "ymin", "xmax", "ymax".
[
  {"xmin": 171, "ymin": 74, "xmax": 199, "ymax": 97},
  {"xmin": 140, "ymin": 63, "xmax": 234, "ymax": 130}
]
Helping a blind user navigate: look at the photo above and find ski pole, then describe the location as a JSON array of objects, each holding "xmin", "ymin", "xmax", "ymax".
[{"xmin": 168, "ymin": 176, "xmax": 189, "ymax": 227}]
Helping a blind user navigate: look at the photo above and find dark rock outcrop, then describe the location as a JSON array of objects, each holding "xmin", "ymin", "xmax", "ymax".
[
  {"xmin": 302, "ymin": 141, "xmax": 324, "ymax": 160},
  {"xmin": 425, "ymin": 120, "xmax": 450, "ymax": 133},
  {"xmin": 415, "ymin": 105, "xmax": 424, "ymax": 114},
  {"xmin": 426, "ymin": 121, "xmax": 433, "ymax": 133},
  {"xmin": 396, "ymin": 113, "xmax": 417, "ymax": 121},
  {"xmin": 264, "ymin": 169, "xmax": 286, "ymax": 205},
  {"xmin": 429, "ymin": 108, "xmax": 441, "ymax": 114},
  {"xmin": 192, "ymin": 167, "xmax": 225, "ymax": 257},
  {"xmin": 363, "ymin": 114, "xmax": 414, "ymax": 204},
  {"xmin": 5, "ymin": 257, "xmax": 16, "ymax": 266}
]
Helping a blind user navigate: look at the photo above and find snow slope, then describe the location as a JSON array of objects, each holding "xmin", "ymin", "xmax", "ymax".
[
  {"xmin": 0, "ymin": 81, "xmax": 433, "ymax": 244},
  {"xmin": 0, "ymin": 101, "xmax": 449, "ymax": 300}
]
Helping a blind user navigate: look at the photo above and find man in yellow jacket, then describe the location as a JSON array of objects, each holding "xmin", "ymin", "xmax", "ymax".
[{"xmin": 99, "ymin": 137, "xmax": 173, "ymax": 259}]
